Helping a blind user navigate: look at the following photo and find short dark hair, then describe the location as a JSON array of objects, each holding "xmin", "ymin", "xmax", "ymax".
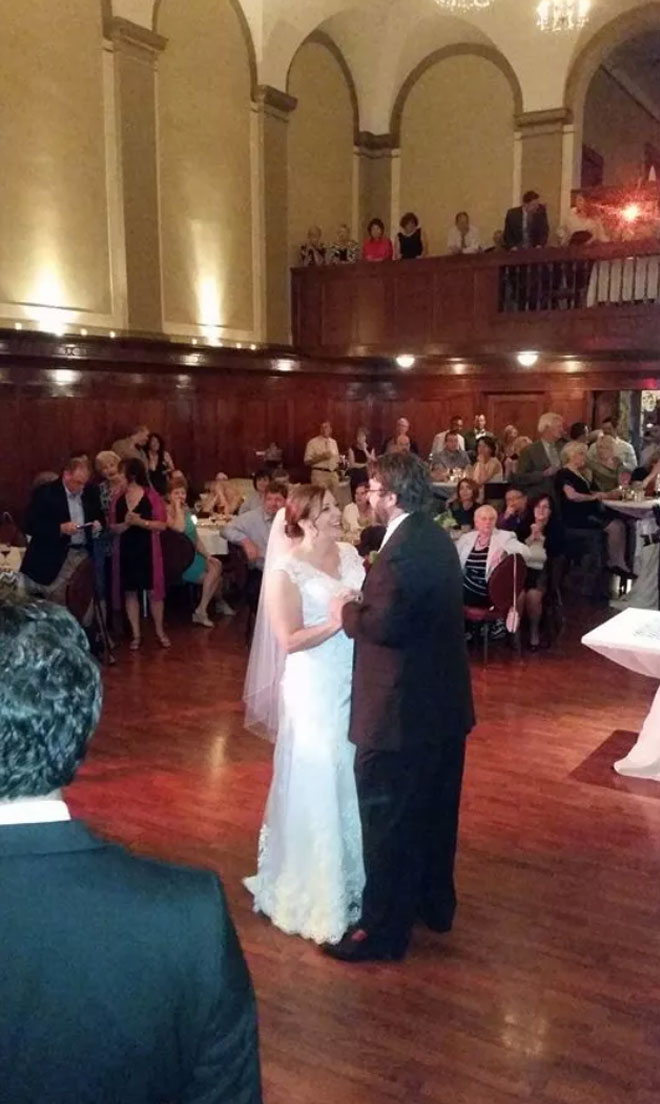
[
  {"xmin": 400, "ymin": 212, "xmax": 419, "ymax": 229},
  {"xmin": 121, "ymin": 457, "xmax": 149, "ymax": 486},
  {"xmin": 265, "ymin": 482, "xmax": 287, "ymax": 499},
  {"xmin": 569, "ymin": 421, "xmax": 588, "ymax": 440},
  {"xmin": 285, "ymin": 485, "xmax": 326, "ymax": 538},
  {"xmin": 0, "ymin": 599, "xmax": 102, "ymax": 799},
  {"xmin": 252, "ymin": 467, "xmax": 270, "ymax": 489},
  {"xmin": 367, "ymin": 217, "xmax": 385, "ymax": 235},
  {"xmin": 455, "ymin": 211, "xmax": 469, "ymax": 222},
  {"xmin": 370, "ymin": 452, "xmax": 431, "ymax": 512},
  {"xmin": 601, "ymin": 416, "xmax": 617, "ymax": 428},
  {"xmin": 522, "ymin": 190, "xmax": 540, "ymax": 205},
  {"xmin": 478, "ymin": 435, "xmax": 497, "ymax": 458}
]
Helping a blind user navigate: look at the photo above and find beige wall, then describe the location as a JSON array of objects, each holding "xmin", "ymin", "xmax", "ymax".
[
  {"xmin": 583, "ymin": 68, "xmax": 660, "ymax": 189},
  {"xmin": 0, "ymin": 0, "xmax": 111, "ymax": 317},
  {"xmin": 158, "ymin": 0, "xmax": 254, "ymax": 334},
  {"xmin": 399, "ymin": 55, "xmax": 515, "ymax": 256},
  {"xmin": 288, "ymin": 42, "xmax": 355, "ymax": 261}
]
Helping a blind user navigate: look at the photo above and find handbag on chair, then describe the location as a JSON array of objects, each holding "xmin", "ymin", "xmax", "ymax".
[{"xmin": 505, "ymin": 552, "xmax": 521, "ymax": 634}]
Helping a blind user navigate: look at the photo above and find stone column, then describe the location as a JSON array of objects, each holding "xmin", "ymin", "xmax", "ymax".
[
  {"xmin": 105, "ymin": 16, "xmax": 167, "ymax": 334},
  {"xmin": 515, "ymin": 108, "xmax": 573, "ymax": 235},
  {"xmin": 252, "ymin": 85, "xmax": 297, "ymax": 345},
  {"xmin": 354, "ymin": 132, "xmax": 397, "ymax": 239}
]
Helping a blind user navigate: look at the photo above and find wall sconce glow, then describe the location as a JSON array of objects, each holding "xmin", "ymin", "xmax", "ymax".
[
  {"xmin": 276, "ymin": 358, "xmax": 294, "ymax": 372},
  {"xmin": 34, "ymin": 308, "xmax": 68, "ymax": 336},
  {"xmin": 395, "ymin": 353, "xmax": 415, "ymax": 369},
  {"xmin": 50, "ymin": 369, "xmax": 79, "ymax": 386},
  {"xmin": 250, "ymin": 343, "xmax": 257, "ymax": 351},
  {"xmin": 517, "ymin": 351, "xmax": 538, "ymax": 367},
  {"xmin": 109, "ymin": 330, "xmax": 117, "ymax": 338},
  {"xmin": 14, "ymin": 322, "xmax": 22, "ymax": 330},
  {"xmin": 191, "ymin": 338, "xmax": 198, "ymax": 346},
  {"xmin": 197, "ymin": 275, "xmax": 222, "ymax": 328},
  {"xmin": 80, "ymin": 328, "xmax": 88, "ymax": 337},
  {"xmin": 236, "ymin": 343, "xmax": 243, "ymax": 349},
  {"xmin": 622, "ymin": 203, "xmax": 641, "ymax": 224}
]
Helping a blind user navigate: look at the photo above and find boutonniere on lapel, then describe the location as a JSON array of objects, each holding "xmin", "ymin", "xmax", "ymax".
[
  {"xmin": 364, "ymin": 550, "xmax": 379, "ymax": 572},
  {"xmin": 434, "ymin": 510, "xmax": 457, "ymax": 532}
]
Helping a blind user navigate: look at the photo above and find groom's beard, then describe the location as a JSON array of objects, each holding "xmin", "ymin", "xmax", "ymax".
[{"xmin": 374, "ymin": 499, "xmax": 391, "ymax": 526}]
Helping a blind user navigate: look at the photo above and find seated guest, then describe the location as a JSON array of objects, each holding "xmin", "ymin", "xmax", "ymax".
[
  {"xmin": 470, "ymin": 436, "xmax": 503, "ymax": 489},
  {"xmin": 497, "ymin": 488, "xmax": 528, "ymax": 534},
  {"xmin": 498, "ymin": 424, "xmax": 518, "ymax": 464},
  {"xmin": 0, "ymin": 597, "xmax": 262, "ymax": 1104},
  {"xmin": 382, "ymin": 416, "xmax": 419, "ymax": 455},
  {"xmin": 518, "ymin": 494, "xmax": 564, "ymax": 650},
  {"xmin": 431, "ymin": 415, "xmax": 466, "ymax": 454},
  {"xmin": 515, "ymin": 412, "xmax": 565, "ymax": 496},
  {"xmin": 555, "ymin": 441, "xmax": 629, "ymax": 586},
  {"xmin": 484, "ymin": 230, "xmax": 505, "ymax": 253},
  {"xmin": 503, "ymin": 190, "xmax": 549, "ymax": 250},
  {"xmin": 587, "ymin": 417, "xmax": 637, "ymax": 471},
  {"xmin": 299, "ymin": 225, "xmax": 326, "ymax": 266},
  {"xmin": 111, "ymin": 424, "xmax": 149, "ymax": 463},
  {"xmin": 327, "ymin": 223, "xmax": 359, "ymax": 264},
  {"xmin": 447, "ymin": 211, "xmax": 480, "ymax": 254},
  {"xmin": 387, "ymin": 434, "xmax": 411, "ymax": 454},
  {"xmin": 448, "ymin": 478, "xmax": 479, "ymax": 530},
  {"xmin": 145, "ymin": 433, "xmax": 174, "ymax": 496},
  {"xmin": 394, "ymin": 211, "xmax": 427, "ymax": 259},
  {"xmin": 110, "ymin": 458, "xmax": 169, "ymax": 650},
  {"xmin": 166, "ymin": 476, "xmax": 224, "ymax": 627},
  {"xmin": 456, "ymin": 504, "xmax": 537, "ymax": 608},
  {"xmin": 503, "ymin": 435, "xmax": 532, "ymax": 480},
  {"xmin": 464, "ymin": 413, "xmax": 489, "ymax": 458},
  {"xmin": 240, "ymin": 468, "xmax": 271, "ymax": 515},
  {"xmin": 348, "ymin": 426, "xmax": 376, "ymax": 493},
  {"xmin": 342, "ymin": 483, "xmax": 374, "ymax": 544},
  {"xmin": 22, "ymin": 456, "xmax": 103, "ymax": 613},
  {"xmin": 431, "ymin": 430, "xmax": 471, "ymax": 476},
  {"xmin": 362, "ymin": 217, "xmax": 393, "ymax": 262},
  {"xmin": 201, "ymin": 473, "xmax": 242, "ymax": 517},
  {"xmin": 569, "ymin": 421, "xmax": 589, "ymax": 443},
  {"xmin": 224, "ymin": 483, "xmax": 287, "ymax": 572},
  {"xmin": 590, "ymin": 434, "xmax": 624, "ymax": 493}
]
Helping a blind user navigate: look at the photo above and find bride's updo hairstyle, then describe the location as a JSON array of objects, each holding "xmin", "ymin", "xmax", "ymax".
[{"xmin": 285, "ymin": 484, "xmax": 326, "ymax": 538}]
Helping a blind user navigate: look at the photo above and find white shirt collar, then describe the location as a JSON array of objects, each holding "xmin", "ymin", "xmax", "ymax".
[
  {"xmin": 0, "ymin": 792, "xmax": 71, "ymax": 826},
  {"xmin": 380, "ymin": 512, "xmax": 410, "ymax": 549}
]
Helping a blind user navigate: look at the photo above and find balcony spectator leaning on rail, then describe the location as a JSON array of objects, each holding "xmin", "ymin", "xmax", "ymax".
[
  {"xmin": 447, "ymin": 211, "xmax": 481, "ymax": 255},
  {"xmin": 394, "ymin": 212, "xmax": 427, "ymax": 260},
  {"xmin": 327, "ymin": 223, "xmax": 359, "ymax": 264},
  {"xmin": 503, "ymin": 190, "xmax": 549, "ymax": 250},
  {"xmin": 362, "ymin": 217, "xmax": 393, "ymax": 262},
  {"xmin": 299, "ymin": 225, "xmax": 326, "ymax": 266}
]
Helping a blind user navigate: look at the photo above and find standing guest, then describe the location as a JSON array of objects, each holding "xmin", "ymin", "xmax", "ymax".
[
  {"xmin": 394, "ymin": 212, "xmax": 427, "ymax": 260},
  {"xmin": 514, "ymin": 412, "xmax": 565, "ymax": 497},
  {"xmin": 110, "ymin": 458, "xmax": 169, "ymax": 650},
  {"xmin": 503, "ymin": 190, "xmax": 549, "ymax": 250},
  {"xmin": 557, "ymin": 192, "xmax": 607, "ymax": 245},
  {"xmin": 93, "ymin": 450, "xmax": 126, "ymax": 623},
  {"xmin": 518, "ymin": 494, "xmax": 565, "ymax": 650},
  {"xmin": 590, "ymin": 434, "xmax": 625, "ymax": 493},
  {"xmin": 327, "ymin": 223, "xmax": 359, "ymax": 264},
  {"xmin": 263, "ymin": 441, "xmax": 283, "ymax": 469},
  {"xmin": 457, "ymin": 504, "xmax": 537, "ymax": 607},
  {"xmin": 431, "ymin": 415, "xmax": 466, "ymax": 454},
  {"xmin": 347, "ymin": 426, "xmax": 376, "ymax": 493},
  {"xmin": 362, "ymin": 217, "xmax": 393, "ymax": 262},
  {"xmin": 498, "ymin": 424, "xmax": 519, "ymax": 464},
  {"xmin": 145, "ymin": 433, "xmax": 174, "ymax": 497},
  {"xmin": 342, "ymin": 483, "xmax": 375, "ymax": 545},
  {"xmin": 111, "ymin": 424, "xmax": 149, "ymax": 463},
  {"xmin": 382, "ymin": 416, "xmax": 419, "ymax": 455},
  {"xmin": 299, "ymin": 225, "xmax": 326, "ymax": 266},
  {"xmin": 0, "ymin": 598, "xmax": 263, "ymax": 1104},
  {"xmin": 569, "ymin": 421, "xmax": 589, "ymax": 443},
  {"xmin": 325, "ymin": 453, "xmax": 475, "ymax": 961},
  {"xmin": 464, "ymin": 413, "xmax": 489, "ymax": 458},
  {"xmin": 588, "ymin": 417, "xmax": 637, "ymax": 471},
  {"xmin": 447, "ymin": 211, "xmax": 481, "ymax": 254},
  {"xmin": 167, "ymin": 476, "xmax": 224, "ymax": 627},
  {"xmin": 224, "ymin": 484, "xmax": 288, "ymax": 573},
  {"xmin": 304, "ymin": 420, "xmax": 340, "ymax": 493},
  {"xmin": 431, "ymin": 431, "xmax": 471, "ymax": 476},
  {"xmin": 240, "ymin": 469, "xmax": 271, "ymax": 515},
  {"xmin": 21, "ymin": 456, "xmax": 103, "ymax": 611},
  {"xmin": 504, "ymin": 434, "xmax": 532, "ymax": 480},
  {"xmin": 448, "ymin": 478, "xmax": 479, "ymax": 530},
  {"xmin": 497, "ymin": 487, "xmax": 528, "ymax": 534},
  {"xmin": 470, "ymin": 437, "xmax": 503, "ymax": 489}
]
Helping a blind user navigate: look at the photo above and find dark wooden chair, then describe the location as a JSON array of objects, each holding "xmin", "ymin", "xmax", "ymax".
[{"xmin": 464, "ymin": 552, "xmax": 526, "ymax": 663}]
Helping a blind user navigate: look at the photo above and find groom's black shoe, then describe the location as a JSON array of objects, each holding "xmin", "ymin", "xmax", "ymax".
[{"xmin": 321, "ymin": 928, "xmax": 407, "ymax": 963}]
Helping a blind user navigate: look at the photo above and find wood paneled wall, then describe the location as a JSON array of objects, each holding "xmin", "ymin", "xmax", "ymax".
[{"xmin": 0, "ymin": 331, "xmax": 656, "ymax": 519}]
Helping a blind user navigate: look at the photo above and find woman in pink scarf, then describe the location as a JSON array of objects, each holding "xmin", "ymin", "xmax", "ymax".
[{"xmin": 110, "ymin": 457, "xmax": 168, "ymax": 649}]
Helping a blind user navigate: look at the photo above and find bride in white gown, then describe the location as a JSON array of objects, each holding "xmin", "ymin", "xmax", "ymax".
[{"xmin": 243, "ymin": 486, "xmax": 366, "ymax": 944}]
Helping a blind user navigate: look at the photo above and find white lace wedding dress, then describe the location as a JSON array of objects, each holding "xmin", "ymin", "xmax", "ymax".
[{"xmin": 244, "ymin": 542, "xmax": 366, "ymax": 944}]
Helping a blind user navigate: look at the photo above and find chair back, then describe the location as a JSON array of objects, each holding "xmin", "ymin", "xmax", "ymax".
[
  {"xmin": 65, "ymin": 556, "xmax": 95, "ymax": 623},
  {"xmin": 160, "ymin": 528, "xmax": 196, "ymax": 585},
  {"xmin": 488, "ymin": 553, "xmax": 526, "ymax": 614}
]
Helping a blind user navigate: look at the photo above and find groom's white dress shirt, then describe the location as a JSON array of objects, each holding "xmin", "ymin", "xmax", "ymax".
[
  {"xmin": 380, "ymin": 512, "xmax": 410, "ymax": 550},
  {"xmin": 0, "ymin": 792, "xmax": 70, "ymax": 825}
]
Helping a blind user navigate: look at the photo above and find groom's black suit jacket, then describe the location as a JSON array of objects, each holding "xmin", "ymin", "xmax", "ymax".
[
  {"xmin": 0, "ymin": 819, "xmax": 262, "ymax": 1104},
  {"xmin": 343, "ymin": 511, "xmax": 474, "ymax": 752}
]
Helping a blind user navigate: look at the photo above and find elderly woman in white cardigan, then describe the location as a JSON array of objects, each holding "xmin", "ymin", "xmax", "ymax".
[{"xmin": 456, "ymin": 504, "xmax": 544, "ymax": 609}]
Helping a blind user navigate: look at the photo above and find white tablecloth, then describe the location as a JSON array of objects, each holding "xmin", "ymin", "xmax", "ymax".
[
  {"xmin": 195, "ymin": 524, "xmax": 228, "ymax": 557},
  {"xmin": 0, "ymin": 545, "xmax": 25, "ymax": 575},
  {"xmin": 607, "ymin": 498, "xmax": 660, "ymax": 611},
  {"xmin": 583, "ymin": 608, "xmax": 660, "ymax": 779},
  {"xmin": 587, "ymin": 255, "xmax": 660, "ymax": 305}
]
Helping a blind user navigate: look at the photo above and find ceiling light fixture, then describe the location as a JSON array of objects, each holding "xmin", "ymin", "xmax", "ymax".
[
  {"xmin": 395, "ymin": 353, "xmax": 415, "ymax": 369},
  {"xmin": 517, "ymin": 351, "xmax": 538, "ymax": 367},
  {"xmin": 109, "ymin": 330, "xmax": 116, "ymax": 338},
  {"xmin": 536, "ymin": 0, "xmax": 590, "ymax": 33},
  {"xmin": 434, "ymin": 0, "xmax": 493, "ymax": 11}
]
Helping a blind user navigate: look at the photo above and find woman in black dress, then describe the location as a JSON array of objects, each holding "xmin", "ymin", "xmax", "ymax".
[
  {"xmin": 394, "ymin": 212, "xmax": 427, "ymax": 260},
  {"xmin": 146, "ymin": 433, "xmax": 174, "ymax": 497},
  {"xmin": 555, "ymin": 441, "xmax": 628, "ymax": 591},
  {"xmin": 112, "ymin": 458, "xmax": 169, "ymax": 649},
  {"xmin": 347, "ymin": 427, "xmax": 376, "ymax": 494},
  {"xmin": 518, "ymin": 494, "xmax": 565, "ymax": 649}
]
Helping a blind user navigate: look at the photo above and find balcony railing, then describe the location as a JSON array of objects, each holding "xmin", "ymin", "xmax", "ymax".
[{"xmin": 291, "ymin": 240, "xmax": 660, "ymax": 359}]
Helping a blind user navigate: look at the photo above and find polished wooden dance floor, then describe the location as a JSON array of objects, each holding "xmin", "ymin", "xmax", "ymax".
[{"xmin": 67, "ymin": 608, "xmax": 660, "ymax": 1104}]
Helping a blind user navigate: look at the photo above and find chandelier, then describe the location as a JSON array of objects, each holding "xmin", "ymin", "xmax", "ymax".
[
  {"xmin": 434, "ymin": 0, "xmax": 493, "ymax": 11},
  {"xmin": 536, "ymin": 0, "xmax": 590, "ymax": 32}
]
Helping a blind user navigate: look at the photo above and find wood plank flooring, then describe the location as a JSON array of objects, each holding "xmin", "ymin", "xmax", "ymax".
[{"xmin": 65, "ymin": 606, "xmax": 660, "ymax": 1104}]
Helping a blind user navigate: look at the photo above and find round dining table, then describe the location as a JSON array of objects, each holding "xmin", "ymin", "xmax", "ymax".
[{"xmin": 607, "ymin": 497, "xmax": 660, "ymax": 611}]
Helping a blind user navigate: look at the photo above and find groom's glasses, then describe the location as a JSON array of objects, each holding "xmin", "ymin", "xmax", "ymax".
[{"xmin": 367, "ymin": 486, "xmax": 389, "ymax": 498}]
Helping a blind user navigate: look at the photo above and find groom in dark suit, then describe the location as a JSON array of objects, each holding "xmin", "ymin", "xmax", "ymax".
[
  {"xmin": 0, "ymin": 596, "xmax": 262, "ymax": 1103},
  {"xmin": 325, "ymin": 453, "xmax": 474, "ymax": 962}
]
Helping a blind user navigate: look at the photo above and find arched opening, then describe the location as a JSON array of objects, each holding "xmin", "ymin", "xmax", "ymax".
[
  {"xmin": 286, "ymin": 33, "xmax": 359, "ymax": 263},
  {"xmin": 392, "ymin": 46, "xmax": 521, "ymax": 256}
]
